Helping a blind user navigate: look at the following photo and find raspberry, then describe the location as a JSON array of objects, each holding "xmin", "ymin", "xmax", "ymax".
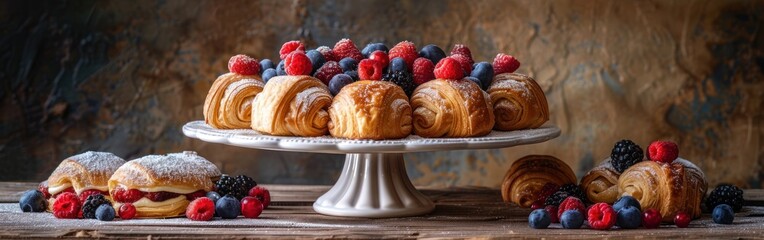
[
  {"xmin": 279, "ymin": 41, "xmax": 305, "ymax": 60},
  {"xmin": 450, "ymin": 44, "xmax": 474, "ymax": 66},
  {"xmin": 333, "ymin": 38, "xmax": 363, "ymax": 61},
  {"xmin": 316, "ymin": 46, "xmax": 337, "ymax": 62},
  {"xmin": 388, "ymin": 41, "xmax": 418, "ymax": 69},
  {"xmin": 119, "ymin": 203, "xmax": 137, "ymax": 220},
  {"xmin": 113, "ymin": 188, "xmax": 144, "ymax": 203},
  {"xmin": 38, "ymin": 181, "xmax": 50, "ymax": 199},
  {"xmin": 369, "ymin": 50, "xmax": 389, "ymax": 70},
  {"xmin": 587, "ymin": 203, "xmax": 616, "ymax": 230},
  {"xmin": 284, "ymin": 51, "xmax": 313, "ymax": 76},
  {"xmin": 358, "ymin": 59, "xmax": 384, "ymax": 80},
  {"xmin": 434, "ymin": 57, "xmax": 464, "ymax": 80},
  {"xmin": 240, "ymin": 196, "xmax": 264, "ymax": 218},
  {"xmin": 145, "ymin": 191, "xmax": 180, "ymax": 202},
  {"xmin": 412, "ymin": 58, "xmax": 435, "ymax": 85},
  {"xmin": 642, "ymin": 208, "xmax": 662, "ymax": 229},
  {"xmin": 557, "ymin": 197, "xmax": 586, "ymax": 220},
  {"xmin": 544, "ymin": 205, "xmax": 559, "ymax": 223},
  {"xmin": 248, "ymin": 186, "xmax": 271, "ymax": 208},
  {"xmin": 449, "ymin": 54, "xmax": 473, "ymax": 75},
  {"xmin": 648, "ymin": 140, "xmax": 679, "ymax": 163},
  {"xmin": 186, "ymin": 197, "xmax": 215, "ymax": 221},
  {"xmin": 227, "ymin": 54, "xmax": 260, "ymax": 75},
  {"xmin": 536, "ymin": 183, "xmax": 560, "ymax": 202},
  {"xmin": 314, "ymin": 61, "xmax": 343, "ymax": 85},
  {"xmin": 78, "ymin": 190, "xmax": 105, "ymax": 205},
  {"xmin": 674, "ymin": 211, "xmax": 691, "ymax": 228},
  {"xmin": 492, "ymin": 53, "xmax": 521, "ymax": 75},
  {"xmin": 53, "ymin": 192, "xmax": 81, "ymax": 219}
]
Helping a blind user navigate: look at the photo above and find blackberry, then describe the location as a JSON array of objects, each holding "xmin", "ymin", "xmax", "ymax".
[
  {"xmin": 544, "ymin": 191, "xmax": 570, "ymax": 207},
  {"xmin": 705, "ymin": 184, "xmax": 744, "ymax": 212},
  {"xmin": 215, "ymin": 175, "xmax": 242, "ymax": 199},
  {"xmin": 610, "ymin": 139, "xmax": 644, "ymax": 173},
  {"xmin": 235, "ymin": 175, "xmax": 257, "ymax": 193},
  {"xmin": 82, "ymin": 194, "xmax": 111, "ymax": 219},
  {"xmin": 559, "ymin": 184, "xmax": 587, "ymax": 202},
  {"xmin": 382, "ymin": 70, "xmax": 415, "ymax": 96}
]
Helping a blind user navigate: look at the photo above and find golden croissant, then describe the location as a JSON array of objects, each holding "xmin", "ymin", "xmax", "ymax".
[
  {"xmin": 203, "ymin": 73, "xmax": 264, "ymax": 129},
  {"xmin": 618, "ymin": 159, "xmax": 708, "ymax": 222},
  {"xmin": 580, "ymin": 158, "xmax": 620, "ymax": 204},
  {"xmin": 251, "ymin": 75, "xmax": 332, "ymax": 136},
  {"xmin": 328, "ymin": 80, "xmax": 412, "ymax": 139},
  {"xmin": 488, "ymin": 73, "xmax": 549, "ymax": 131},
  {"xmin": 501, "ymin": 155, "xmax": 577, "ymax": 208},
  {"xmin": 410, "ymin": 78, "xmax": 494, "ymax": 138}
]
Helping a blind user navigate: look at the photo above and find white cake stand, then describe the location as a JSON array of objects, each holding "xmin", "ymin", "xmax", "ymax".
[{"xmin": 182, "ymin": 121, "xmax": 560, "ymax": 218}]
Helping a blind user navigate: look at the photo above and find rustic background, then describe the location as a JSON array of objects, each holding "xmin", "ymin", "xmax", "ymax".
[{"xmin": 1, "ymin": 0, "xmax": 762, "ymax": 188}]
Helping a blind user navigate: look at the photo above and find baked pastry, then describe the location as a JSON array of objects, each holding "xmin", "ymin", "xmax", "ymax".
[
  {"xmin": 108, "ymin": 151, "xmax": 221, "ymax": 218},
  {"xmin": 488, "ymin": 73, "xmax": 549, "ymax": 131},
  {"xmin": 328, "ymin": 80, "xmax": 412, "ymax": 139},
  {"xmin": 501, "ymin": 155, "xmax": 577, "ymax": 208},
  {"xmin": 580, "ymin": 159, "xmax": 620, "ymax": 204},
  {"xmin": 250, "ymin": 75, "xmax": 332, "ymax": 136},
  {"xmin": 410, "ymin": 78, "xmax": 494, "ymax": 138},
  {"xmin": 203, "ymin": 72, "xmax": 264, "ymax": 129},
  {"xmin": 617, "ymin": 159, "xmax": 708, "ymax": 222},
  {"xmin": 45, "ymin": 151, "xmax": 126, "ymax": 210}
]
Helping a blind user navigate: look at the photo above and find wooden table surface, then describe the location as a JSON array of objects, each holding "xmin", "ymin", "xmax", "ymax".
[{"xmin": 1, "ymin": 182, "xmax": 763, "ymax": 239}]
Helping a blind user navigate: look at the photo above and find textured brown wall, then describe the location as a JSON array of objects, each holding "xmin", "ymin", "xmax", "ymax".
[{"xmin": 1, "ymin": 0, "xmax": 762, "ymax": 187}]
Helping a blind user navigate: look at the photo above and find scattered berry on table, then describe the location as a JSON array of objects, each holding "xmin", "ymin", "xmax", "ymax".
[
  {"xmin": 314, "ymin": 61, "xmax": 343, "ymax": 85},
  {"xmin": 642, "ymin": 208, "xmax": 662, "ymax": 229},
  {"xmin": 215, "ymin": 175, "xmax": 245, "ymax": 200},
  {"xmin": 528, "ymin": 209, "xmax": 551, "ymax": 229},
  {"xmin": 433, "ymin": 57, "xmax": 464, "ymax": 80},
  {"xmin": 215, "ymin": 195, "xmax": 241, "ymax": 219},
  {"xmin": 316, "ymin": 46, "xmax": 337, "ymax": 62},
  {"xmin": 705, "ymin": 184, "xmax": 744, "ymax": 212},
  {"xmin": 389, "ymin": 57, "xmax": 408, "ymax": 73},
  {"xmin": 647, "ymin": 140, "xmax": 679, "ymax": 163},
  {"xmin": 328, "ymin": 74, "xmax": 354, "ymax": 96},
  {"xmin": 82, "ymin": 194, "xmax": 111, "ymax": 219},
  {"xmin": 544, "ymin": 190, "xmax": 570, "ymax": 207},
  {"xmin": 557, "ymin": 197, "xmax": 585, "ymax": 220},
  {"xmin": 186, "ymin": 197, "xmax": 215, "ymax": 221},
  {"xmin": 240, "ymin": 196, "xmax": 264, "ymax": 219},
  {"xmin": 358, "ymin": 59, "xmax": 384, "ymax": 80},
  {"xmin": 450, "ymin": 54, "xmax": 473, "ymax": 75},
  {"xmin": 228, "ymin": 54, "xmax": 260, "ymax": 75},
  {"xmin": 610, "ymin": 139, "xmax": 644, "ymax": 173},
  {"xmin": 95, "ymin": 204, "xmax": 116, "ymax": 221},
  {"xmin": 333, "ymin": 38, "xmax": 363, "ymax": 61},
  {"xmin": 492, "ymin": 53, "xmax": 520, "ymax": 75},
  {"xmin": 412, "ymin": 57, "xmax": 435, "ymax": 85},
  {"xmin": 276, "ymin": 60, "xmax": 286, "ymax": 76},
  {"xmin": 248, "ymin": 186, "xmax": 271, "ymax": 209},
  {"xmin": 79, "ymin": 190, "xmax": 105, "ymax": 205},
  {"xmin": 587, "ymin": 202, "xmax": 616, "ymax": 230},
  {"xmin": 53, "ymin": 192, "xmax": 81, "ymax": 219},
  {"xmin": 712, "ymin": 204, "xmax": 734, "ymax": 224},
  {"xmin": 382, "ymin": 70, "xmax": 415, "ymax": 96},
  {"xmin": 262, "ymin": 69, "xmax": 277, "ymax": 83},
  {"xmin": 470, "ymin": 62, "xmax": 494, "ymax": 90},
  {"xmin": 536, "ymin": 183, "xmax": 560, "ymax": 202},
  {"xmin": 450, "ymin": 44, "xmax": 474, "ymax": 66},
  {"xmin": 206, "ymin": 191, "xmax": 221, "ymax": 204},
  {"xmin": 613, "ymin": 195, "xmax": 641, "ymax": 213},
  {"xmin": 544, "ymin": 205, "xmax": 559, "ymax": 223},
  {"xmin": 284, "ymin": 51, "xmax": 313, "ymax": 76},
  {"xmin": 361, "ymin": 43, "xmax": 389, "ymax": 58},
  {"xmin": 119, "ymin": 203, "xmax": 137, "ymax": 220},
  {"xmin": 279, "ymin": 40, "xmax": 305, "ymax": 60},
  {"xmin": 369, "ymin": 50, "xmax": 390, "ymax": 70},
  {"xmin": 561, "ymin": 210, "xmax": 584, "ymax": 229},
  {"xmin": 559, "ymin": 184, "xmax": 586, "ymax": 202},
  {"xmin": 418, "ymin": 44, "xmax": 446, "ymax": 66},
  {"xmin": 674, "ymin": 211, "xmax": 691, "ymax": 228},
  {"xmin": 306, "ymin": 50, "xmax": 326, "ymax": 75},
  {"xmin": 19, "ymin": 190, "xmax": 46, "ymax": 212},
  {"xmin": 389, "ymin": 41, "xmax": 418, "ymax": 69},
  {"xmin": 339, "ymin": 57, "xmax": 358, "ymax": 72},
  {"xmin": 616, "ymin": 205, "xmax": 642, "ymax": 229},
  {"xmin": 530, "ymin": 200, "xmax": 545, "ymax": 210},
  {"xmin": 259, "ymin": 59, "xmax": 275, "ymax": 73},
  {"xmin": 235, "ymin": 175, "xmax": 257, "ymax": 198}
]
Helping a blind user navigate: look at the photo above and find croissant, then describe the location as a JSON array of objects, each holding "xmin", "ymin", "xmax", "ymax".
[
  {"xmin": 618, "ymin": 159, "xmax": 708, "ymax": 222},
  {"xmin": 488, "ymin": 73, "xmax": 549, "ymax": 131},
  {"xmin": 410, "ymin": 78, "xmax": 494, "ymax": 138},
  {"xmin": 251, "ymin": 75, "xmax": 332, "ymax": 136},
  {"xmin": 203, "ymin": 73, "xmax": 264, "ymax": 129},
  {"xmin": 501, "ymin": 155, "xmax": 577, "ymax": 208},
  {"xmin": 328, "ymin": 80, "xmax": 412, "ymax": 139},
  {"xmin": 580, "ymin": 158, "xmax": 620, "ymax": 204}
]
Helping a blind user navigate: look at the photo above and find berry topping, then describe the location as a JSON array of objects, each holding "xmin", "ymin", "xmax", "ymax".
[
  {"xmin": 492, "ymin": 53, "xmax": 521, "ymax": 75},
  {"xmin": 418, "ymin": 44, "xmax": 446, "ymax": 66},
  {"xmin": 528, "ymin": 209, "xmax": 551, "ymax": 229},
  {"xmin": 382, "ymin": 70, "xmax": 415, "ymax": 96},
  {"xmin": 328, "ymin": 73, "xmax": 354, "ymax": 96},
  {"xmin": 358, "ymin": 59, "xmax": 384, "ymax": 80},
  {"xmin": 559, "ymin": 184, "xmax": 586, "ymax": 202},
  {"xmin": 466, "ymin": 77, "xmax": 481, "ymax": 87},
  {"xmin": 450, "ymin": 54, "xmax": 473, "ymax": 75},
  {"xmin": 530, "ymin": 200, "xmax": 545, "ymax": 210},
  {"xmin": 557, "ymin": 197, "xmax": 585, "ymax": 220},
  {"xmin": 316, "ymin": 46, "xmax": 337, "ymax": 62},
  {"xmin": 647, "ymin": 140, "xmax": 679, "ymax": 163},
  {"xmin": 433, "ymin": 57, "xmax": 464, "ymax": 80},
  {"xmin": 674, "ymin": 211, "xmax": 691, "ymax": 228},
  {"xmin": 610, "ymin": 139, "xmax": 644, "ymax": 173},
  {"xmin": 95, "ymin": 204, "xmax": 115, "ymax": 221},
  {"xmin": 186, "ymin": 190, "xmax": 207, "ymax": 201},
  {"xmin": 369, "ymin": 50, "xmax": 390, "ymax": 70},
  {"xmin": 470, "ymin": 62, "xmax": 494, "ymax": 90},
  {"xmin": 53, "ymin": 192, "xmax": 81, "ymax": 219},
  {"xmin": 712, "ymin": 204, "xmax": 734, "ymax": 224},
  {"xmin": 613, "ymin": 195, "xmax": 641, "ymax": 213},
  {"xmin": 561, "ymin": 210, "xmax": 584, "ymax": 229},
  {"xmin": 587, "ymin": 203, "xmax": 616, "ymax": 230},
  {"xmin": 228, "ymin": 54, "xmax": 260, "ymax": 76},
  {"xmin": 186, "ymin": 197, "xmax": 215, "ymax": 221},
  {"xmin": 389, "ymin": 57, "xmax": 407, "ymax": 73},
  {"xmin": 240, "ymin": 196, "xmax": 264, "ymax": 218},
  {"xmin": 306, "ymin": 50, "xmax": 326, "ymax": 74},
  {"xmin": 344, "ymin": 70, "xmax": 359, "ymax": 81},
  {"xmin": 276, "ymin": 60, "xmax": 286, "ymax": 76},
  {"xmin": 262, "ymin": 68, "xmax": 277, "ymax": 83},
  {"xmin": 388, "ymin": 41, "xmax": 418, "ymax": 69},
  {"xmin": 314, "ymin": 61, "xmax": 343, "ymax": 85},
  {"xmin": 339, "ymin": 57, "xmax": 358, "ymax": 72},
  {"xmin": 279, "ymin": 40, "xmax": 305, "ymax": 60},
  {"xmin": 38, "ymin": 181, "xmax": 51, "ymax": 199},
  {"xmin": 119, "ymin": 203, "xmax": 137, "ymax": 220},
  {"xmin": 215, "ymin": 195, "xmax": 241, "ymax": 219},
  {"xmin": 361, "ymin": 42, "xmax": 389, "ymax": 58},
  {"xmin": 450, "ymin": 44, "xmax": 474, "ymax": 66},
  {"xmin": 284, "ymin": 51, "xmax": 313, "ymax": 76},
  {"xmin": 112, "ymin": 188, "xmax": 144, "ymax": 203},
  {"xmin": 19, "ymin": 190, "xmax": 46, "ymax": 212},
  {"xmin": 248, "ymin": 186, "xmax": 271, "ymax": 209},
  {"xmin": 544, "ymin": 205, "xmax": 559, "ymax": 223},
  {"xmin": 412, "ymin": 57, "xmax": 435, "ymax": 85},
  {"xmin": 82, "ymin": 194, "xmax": 111, "ymax": 219},
  {"xmin": 642, "ymin": 208, "xmax": 662, "ymax": 228},
  {"xmin": 145, "ymin": 191, "xmax": 181, "ymax": 202},
  {"xmin": 259, "ymin": 59, "xmax": 275, "ymax": 73},
  {"xmin": 544, "ymin": 191, "xmax": 570, "ymax": 207},
  {"xmin": 616, "ymin": 205, "xmax": 642, "ymax": 229},
  {"xmin": 333, "ymin": 38, "xmax": 363, "ymax": 61},
  {"xmin": 706, "ymin": 184, "xmax": 744, "ymax": 212},
  {"xmin": 79, "ymin": 190, "xmax": 106, "ymax": 205},
  {"xmin": 536, "ymin": 183, "xmax": 560, "ymax": 202}
]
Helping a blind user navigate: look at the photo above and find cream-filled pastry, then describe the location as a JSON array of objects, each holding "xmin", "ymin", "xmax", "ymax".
[{"xmin": 45, "ymin": 151, "xmax": 126, "ymax": 211}]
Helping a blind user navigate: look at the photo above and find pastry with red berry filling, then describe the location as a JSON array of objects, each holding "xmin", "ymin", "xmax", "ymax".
[
  {"xmin": 45, "ymin": 151, "xmax": 126, "ymax": 212},
  {"xmin": 108, "ymin": 151, "xmax": 221, "ymax": 218},
  {"xmin": 204, "ymin": 54, "xmax": 265, "ymax": 129}
]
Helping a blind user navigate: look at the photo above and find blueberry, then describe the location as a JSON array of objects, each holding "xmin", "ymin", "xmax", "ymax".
[
  {"xmin": 470, "ymin": 62, "xmax": 494, "ymax": 90},
  {"xmin": 95, "ymin": 204, "xmax": 115, "ymax": 221},
  {"xmin": 215, "ymin": 194, "xmax": 241, "ymax": 219},
  {"xmin": 613, "ymin": 195, "xmax": 641, "ymax": 213},
  {"xmin": 339, "ymin": 57, "xmax": 358, "ymax": 72},
  {"xmin": 259, "ymin": 59, "xmax": 274, "ymax": 74},
  {"xmin": 19, "ymin": 190, "xmax": 46, "ymax": 212},
  {"xmin": 465, "ymin": 77, "xmax": 481, "ymax": 87},
  {"xmin": 276, "ymin": 60, "xmax": 286, "ymax": 76},
  {"xmin": 418, "ymin": 44, "xmax": 446, "ymax": 65},
  {"xmin": 328, "ymin": 74, "xmax": 354, "ymax": 95},
  {"xmin": 344, "ymin": 70, "xmax": 359, "ymax": 81},
  {"xmin": 616, "ymin": 205, "xmax": 642, "ymax": 229},
  {"xmin": 389, "ymin": 57, "xmax": 407, "ymax": 73},
  {"xmin": 206, "ymin": 191, "xmax": 221, "ymax": 204},
  {"xmin": 528, "ymin": 209, "xmax": 551, "ymax": 229},
  {"xmin": 361, "ymin": 43, "xmax": 388, "ymax": 58},
  {"xmin": 560, "ymin": 210, "xmax": 584, "ymax": 229},
  {"xmin": 306, "ymin": 50, "xmax": 326, "ymax": 74},
  {"xmin": 262, "ymin": 68, "xmax": 277, "ymax": 83},
  {"xmin": 712, "ymin": 204, "xmax": 734, "ymax": 224}
]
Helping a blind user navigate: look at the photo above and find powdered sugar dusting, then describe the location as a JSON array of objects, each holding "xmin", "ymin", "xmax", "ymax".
[
  {"xmin": 117, "ymin": 151, "xmax": 221, "ymax": 189},
  {"xmin": 65, "ymin": 151, "xmax": 125, "ymax": 173}
]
